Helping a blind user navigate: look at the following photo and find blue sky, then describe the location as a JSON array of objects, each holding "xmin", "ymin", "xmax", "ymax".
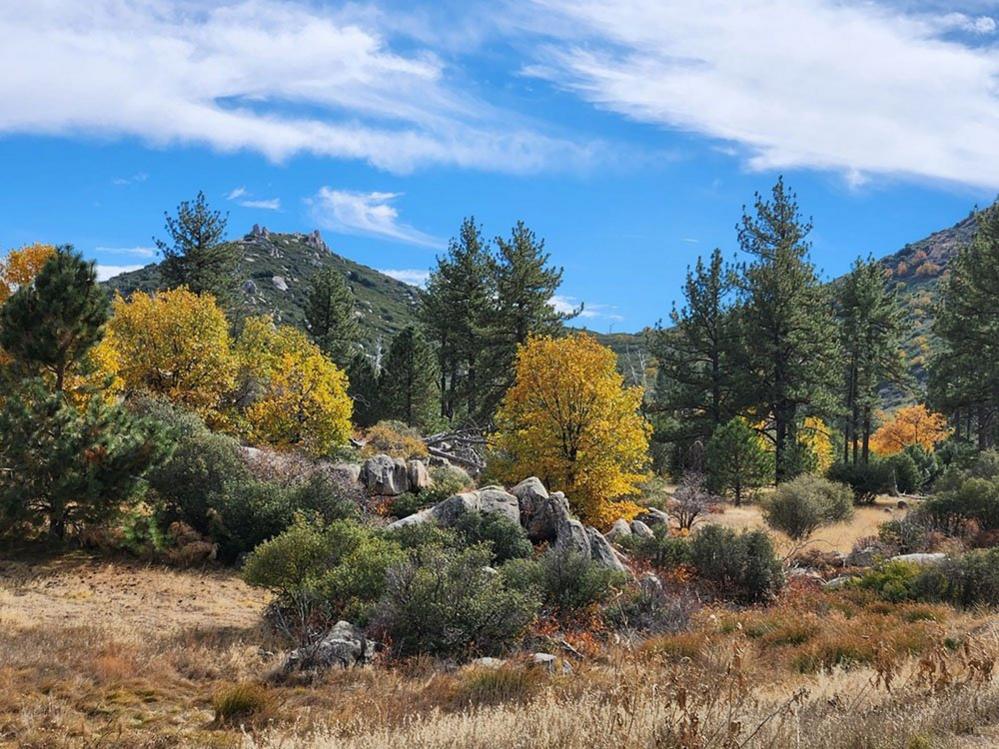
[{"xmin": 2, "ymin": 0, "xmax": 998, "ymax": 332}]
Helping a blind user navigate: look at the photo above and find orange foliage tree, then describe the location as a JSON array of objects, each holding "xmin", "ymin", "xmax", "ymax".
[
  {"xmin": 870, "ymin": 404, "xmax": 952, "ymax": 456},
  {"xmin": 490, "ymin": 333, "xmax": 650, "ymax": 525}
]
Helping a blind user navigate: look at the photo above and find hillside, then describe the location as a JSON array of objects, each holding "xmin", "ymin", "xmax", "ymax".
[{"xmin": 105, "ymin": 226, "xmax": 422, "ymax": 353}]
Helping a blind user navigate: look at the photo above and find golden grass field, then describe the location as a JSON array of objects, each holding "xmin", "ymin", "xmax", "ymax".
[{"xmin": 4, "ymin": 538, "xmax": 999, "ymax": 749}]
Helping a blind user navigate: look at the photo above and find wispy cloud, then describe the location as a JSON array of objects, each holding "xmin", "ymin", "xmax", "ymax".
[
  {"xmin": 95, "ymin": 264, "xmax": 143, "ymax": 281},
  {"xmin": 309, "ymin": 188, "xmax": 441, "ymax": 247},
  {"xmin": 0, "ymin": 1, "xmax": 595, "ymax": 174},
  {"xmin": 524, "ymin": 0, "xmax": 999, "ymax": 189},
  {"xmin": 239, "ymin": 198, "xmax": 281, "ymax": 211},
  {"xmin": 226, "ymin": 187, "xmax": 248, "ymax": 201},
  {"xmin": 550, "ymin": 294, "xmax": 623, "ymax": 321},
  {"xmin": 379, "ymin": 268, "xmax": 431, "ymax": 287},
  {"xmin": 95, "ymin": 245, "xmax": 156, "ymax": 258},
  {"xmin": 111, "ymin": 172, "xmax": 147, "ymax": 186}
]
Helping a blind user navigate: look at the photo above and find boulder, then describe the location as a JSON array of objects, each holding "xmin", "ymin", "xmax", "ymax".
[
  {"xmin": 386, "ymin": 487, "xmax": 520, "ymax": 530},
  {"xmin": 511, "ymin": 477, "xmax": 550, "ymax": 535},
  {"xmin": 360, "ymin": 454, "xmax": 409, "ymax": 496},
  {"xmin": 636, "ymin": 507, "xmax": 670, "ymax": 526},
  {"xmin": 823, "ymin": 575, "xmax": 857, "ymax": 590},
  {"xmin": 522, "ymin": 490, "xmax": 574, "ymax": 543},
  {"xmin": 283, "ymin": 621, "xmax": 378, "ymax": 673},
  {"xmin": 470, "ymin": 657, "xmax": 506, "ymax": 669},
  {"xmin": 586, "ymin": 527, "xmax": 629, "ymax": 573},
  {"xmin": 476, "ymin": 486, "xmax": 521, "ymax": 524},
  {"xmin": 272, "ymin": 275, "xmax": 289, "ymax": 292},
  {"xmin": 606, "ymin": 519, "xmax": 632, "ymax": 542},
  {"xmin": 407, "ymin": 460, "xmax": 431, "ymax": 492},
  {"xmin": 329, "ymin": 462, "xmax": 361, "ymax": 484},
  {"xmin": 555, "ymin": 516, "xmax": 591, "ymax": 557},
  {"xmin": 890, "ymin": 552, "xmax": 946, "ymax": 566},
  {"xmin": 630, "ymin": 520, "xmax": 655, "ymax": 539}
]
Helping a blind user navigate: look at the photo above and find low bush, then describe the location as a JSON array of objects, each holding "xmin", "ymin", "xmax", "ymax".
[
  {"xmin": 603, "ymin": 581, "xmax": 697, "ymax": 634},
  {"xmin": 878, "ymin": 516, "xmax": 930, "ymax": 555},
  {"xmin": 913, "ymin": 547, "xmax": 999, "ymax": 607},
  {"xmin": 883, "ymin": 451, "xmax": 921, "ymax": 495},
  {"xmin": 620, "ymin": 528, "xmax": 691, "ymax": 570},
  {"xmin": 362, "ymin": 420, "xmax": 428, "ymax": 459},
  {"xmin": 764, "ymin": 474, "xmax": 853, "ymax": 541},
  {"xmin": 419, "ymin": 465, "xmax": 472, "ymax": 504},
  {"xmin": 501, "ymin": 549, "xmax": 626, "ymax": 615},
  {"xmin": 853, "ymin": 561, "xmax": 922, "ymax": 603},
  {"xmin": 923, "ymin": 477, "xmax": 999, "ymax": 533},
  {"xmin": 689, "ymin": 525, "xmax": 783, "ymax": 603},
  {"xmin": 374, "ymin": 544, "xmax": 540, "ymax": 657},
  {"xmin": 935, "ymin": 448, "xmax": 999, "ymax": 491},
  {"xmin": 389, "ymin": 492, "xmax": 428, "ymax": 519},
  {"xmin": 451, "ymin": 511, "xmax": 533, "ymax": 564},
  {"xmin": 212, "ymin": 682, "xmax": 277, "ymax": 726},
  {"xmin": 825, "ymin": 461, "xmax": 894, "ymax": 504}
]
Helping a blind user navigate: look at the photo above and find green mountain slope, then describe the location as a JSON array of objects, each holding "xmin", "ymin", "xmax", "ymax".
[{"xmin": 105, "ymin": 226, "xmax": 422, "ymax": 353}]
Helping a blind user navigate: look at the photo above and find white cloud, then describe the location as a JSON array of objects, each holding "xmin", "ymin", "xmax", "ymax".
[
  {"xmin": 239, "ymin": 198, "xmax": 281, "ymax": 210},
  {"xmin": 379, "ymin": 268, "xmax": 431, "ymax": 287},
  {"xmin": 930, "ymin": 12, "xmax": 997, "ymax": 34},
  {"xmin": 0, "ymin": 1, "xmax": 593, "ymax": 174},
  {"xmin": 549, "ymin": 294, "xmax": 623, "ymax": 321},
  {"xmin": 309, "ymin": 188, "xmax": 440, "ymax": 247},
  {"xmin": 96, "ymin": 264, "xmax": 143, "ymax": 281},
  {"xmin": 226, "ymin": 187, "xmax": 248, "ymax": 200},
  {"xmin": 95, "ymin": 245, "xmax": 157, "ymax": 258},
  {"xmin": 112, "ymin": 172, "xmax": 147, "ymax": 186},
  {"xmin": 525, "ymin": 0, "xmax": 999, "ymax": 189}
]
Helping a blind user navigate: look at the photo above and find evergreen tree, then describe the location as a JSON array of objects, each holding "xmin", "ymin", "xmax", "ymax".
[
  {"xmin": 0, "ymin": 247, "xmax": 108, "ymax": 392},
  {"xmin": 347, "ymin": 353, "xmax": 380, "ymax": 428},
  {"xmin": 304, "ymin": 267, "xmax": 359, "ymax": 367},
  {"xmin": 421, "ymin": 217, "xmax": 493, "ymax": 424},
  {"xmin": 705, "ymin": 417, "xmax": 773, "ymax": 506},
  {"xmin": 836, "ymin": 257, "xmax": 907, "ymax": 463},
  {"xmin": 735, "ymin": 178, "xmax": 841, "ymax": 481},
  {"xmin": 0, "ymin": 380, "xmax": 168, "ymax": 540},
  {"xmin": 929, "ymin": 203, "xmax": 999, "ymax": 449},
  {"xmin": 379, "ymin": 326, "xmax": 439, "ymax": 430},
  {"xmin": 483, "ymin": 221, "xmax": 576, "ymax": 415},
  {"xmin": 155, "ymin": 191, "xmax": 238, "ymax": 304},
  {"xmin": 649, "ymin": 248, "xmax": 739, "ymax": 457}
]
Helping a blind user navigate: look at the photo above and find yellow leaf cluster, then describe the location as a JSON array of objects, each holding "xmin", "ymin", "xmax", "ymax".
[
  {"xmin": 95, "ymin": 288, "xmax": 237, "ymax": 423},
  {"xmin": 870, "ymin": 404, "xmax": 952, "ymax": 456},
  {"xmin": 0, "ymin": 243, "xmax": 55, "ymax": 303},
  {"xmin": 491, "ymin": 333, "xmax": 650, "ymax": 524},
  {"xmin": 799, "ymin": 416, "xmax": 835, "ymax": 472},
  {"xmin": 237, "ymin": 317, "xmax": 352, "ymax": 456}
]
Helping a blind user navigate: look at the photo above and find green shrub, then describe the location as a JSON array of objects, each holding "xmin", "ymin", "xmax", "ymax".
[
  {"xmin": 935, "ymin": 449, "xmax": 999, "ymax": 492},
  {"xmin": 764, "ymin": 474, "xmax": 853, "ymax": 541},
  {"xmin": 383, "ymin": 522, "xmax": 459, "ymax": 550},
  {"xmin": 389, "ymin": 492, "xmax": 428, "ymax": 519},
  {"xmin": 287, "ymin": 472, "xmax": 362, "ymax": 524},
  {"xmin": 923, "ymin": 477, "xmax": 999, "ymax": 533},
  {"xmin": 853, "ymin": 561, "xmax": 922, "ymax": 603},
  {"xmin": 884, "ymin": 451, "xmax": 921, "ymax": 495},
  {"xmin": 878, "ymin": 517, "xmax": 929, "ymax": 555},
  {"xmin": 452, "ymin": 511, "xmax": 533, "ymax": 564},
  {"xmin": 603, "ymin": 582, "xmax": 696, "ymax": 634},
  {"xmin": 913, "ymin": 548, "xmax": 999, "ymax": 607},
  {"xmin": 374, "ymin": 544, "xmax": 539, "ymax": 657},
  {"xmin": 689, "ymin": 525, "xmax": 784, "ymax": 603},
  {"xmin": 826, "ymin": 461, "xmax": 893, "ymax": 504},
  {"xmin": 420, "ymin": 465, "xmax": 472, "ymax": 504},
  {"xmin": 620, "ymin": 528, "xmax": 691, "ymax": 569},
  {"xmin": 501, "ymin": 548, "xmax": 626, "ymax": 615}
]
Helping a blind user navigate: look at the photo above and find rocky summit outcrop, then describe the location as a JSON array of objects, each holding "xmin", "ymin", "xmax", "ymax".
[{"xmin": 282, "ymin": 621, "xmax": 379, "ymax": 674}]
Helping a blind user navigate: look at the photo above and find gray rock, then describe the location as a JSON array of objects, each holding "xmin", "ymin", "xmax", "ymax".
[
  {"xmin": 586, "ymin": 526, "xmax": 629, "ymax": 573},
  {"xmin": 385, "ymin": 508, "xmax": 433, "ymax": 529},
  {"xmin": 606, "ymin": 519, "xmax": 632, "ymax": 542},
  {"xmin": 283, "ymin": 621, "xmax": 378, "ymax": 673},
  {"xmin": 360, "ymin": 454, "xmax": 409, "ymax": 496},
  {"xmin": 470, "ymin": 657, "xmax": 505, "ymax": 669},
  {"xmin": 511, "ymin": 477, "xmax": 550, "ymax": 537},
  {"xmin": 848, "ymin": 546, "xmax": 880, "ymax": 567},
  {"xmin": 524, "ymin": 490, "xmax": 574, "ymax": 544},
  {"xmin": 431, "ymin": 491, "xmax": 482, "ymax": 525},
  {"xmin": 630, "ymin": 520, "xmax": 655, "ymax": 539},
  {"xmin": 636, "ymin": 507, "xmax": 670, "ymax": 526},
  {"xmin": 555, "ymin": 516, "xmax": 591, "ymax": 558},
  {"xmin": 823, "ymin": 576, "xmax": 857, "ymax": 590},
  {"xmin": 788, "ymin": 568, "xmax": 824, "ymax": 583},
  {"xmin": 242, "ymin": 279, "xmax": 257, "ymax": 295},
  {"xmin": 387, "ymin": 486, "xmax": 520, "ymax": 530},
  {"xmin": 407, "ymin": 460, "xmax": 431, "ymax": 492},
  {"xmin": 272, "ymin": 275, "xmax": 289, "ymax": 291},
  {"xmin": 890, "ymin": 553, "xmax": 946, "ymax": 566},
  {"xmin": 476, "ymin": 486, "xmax": 521, "ymax": 524},
  {"xmin": 329, "ymin": 462, "xmax": 361, "ymax": 484},
  {"xmin": 639, "ymin": 572, "xmax": 663, "ymax": 595}
]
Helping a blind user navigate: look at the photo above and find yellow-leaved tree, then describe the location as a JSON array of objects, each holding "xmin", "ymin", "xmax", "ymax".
[
  {"xmin": 95, "ymin": 288, "xmax": 236, "ymax": 422},
  {"xmin": 491, "ymin": 333, "xmax": 650, "ymax": 525},
  {"xmin": 235, "ymin": 316, "xmax": 352, "ymax": 456},
  {"xmin": 799, "ymin": 416, "xmax": 835, "ymax": 472},
  {"xmin": 0, "ymin": 243, "xmax": 56, "ymax": 303},
  {"xmin": 870, "ymin": 404, "xmax": 952, "ymax": 456}
]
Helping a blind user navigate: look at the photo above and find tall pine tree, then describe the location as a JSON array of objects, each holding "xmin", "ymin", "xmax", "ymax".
[
  {"xmin": 649, "ymin": 248, "xmax": 739, "ymax": 459},
  {"xmin": 736, "ymin": 178, "xmax": 841, "ymax": 481},
  {"xmin": 929, "ymin": 203, "xmax": 999, "ymax": 449},
  {"xmin": 304, "ymin": 267, "xmax": 359, "ymax": 368},
  {"xmin": 836, "ymin": 257, "xmax": 907, "ymax": 463},
  {"xmin": 379, "ymin": 326, "xmax": 439, "ymax": 431},
  {"xmin": 156, "ymin": 191, "xmax": 239, "ymax": 304}
]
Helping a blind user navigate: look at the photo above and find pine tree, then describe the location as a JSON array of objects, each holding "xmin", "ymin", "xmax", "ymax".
[
  {"xmin": 649, "ymin": 248, "xmax": 739, "ymax": 456},
  {"xmin": 379, "ymin": 326, "xmax": 439, "ymax": 430},
  {"xmin": 483, "ymin": 221, "xmax": 576, "ymax": 415},
  {"xmin": 735, "ymin": 178, "xmax": 841, "ymax": 481},
  {"xmin": 836, "ymin": 258, "xmax": 907, "ymax": 463},
  {"xmin": 155, "ymin": 191, "xmax": 238, "ymax": 304},
  {"xmin": 705, "ymin": 417, "xmax": 773, "ymax": 506},
  {"xmin": 304, "ymin": 267, "xmax": 359, "ymax": 367},
  {"xmin": 347, "ymin": 353, "xmax": 380, "ymax": 428},
  {"xmin": 421, "ymin": 217, "xmax": 494, "ymax": 424},
  {"xmin": 0, "ymin": 247, "xmax": 108, "ymax": 392},
  {"xmin": 929, "ymin": 203, "xmax": 999, "ymax": 449}
]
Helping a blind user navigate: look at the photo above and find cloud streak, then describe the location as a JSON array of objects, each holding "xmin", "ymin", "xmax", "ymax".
[
  {"xmin": 379, "ymin": 268, "xmax": 431, "ymax": 287},
  {"xmin": 525, "ymin": 0, "xmax": 999, "ymax": 189},
  {"xmin": 309, "ymin": 188, "xmax": 440, "ymax": 247}
]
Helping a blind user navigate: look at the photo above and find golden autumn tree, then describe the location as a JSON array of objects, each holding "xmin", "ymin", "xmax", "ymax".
[
  {"xmin": 870, "ymin": 404, "xmax": 952, "ymax": 456},
  {"xmin": 799, "ymin": 417, "xmax": 835, "ymax": 472},
  {"xmin": 95, "ymin": 288, "xmax": 236, "ymax": 422},
  {"xmin": 0, "ymin": 243, "xmax": 56, "ymax": 303},
  {"xmin": 235, "ymin": 316, "xmax": 352, "ymax": 456},
  {"xmin": 491, "ymin": 333, "xmax": 650, "ymax": 524}
]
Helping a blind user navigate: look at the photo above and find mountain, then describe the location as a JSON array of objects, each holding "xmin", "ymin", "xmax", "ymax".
[{"xmin": 105, "ymin": 226, "xmax": 423, "ymax": 353}]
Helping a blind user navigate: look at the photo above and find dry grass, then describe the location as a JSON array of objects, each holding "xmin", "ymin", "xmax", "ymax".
[{"xmin": 3, "ymin": 550, "xmax": 999, "ymax": 748}]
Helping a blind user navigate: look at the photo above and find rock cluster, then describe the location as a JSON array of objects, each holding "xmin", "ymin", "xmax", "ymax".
[
  {"xmin": 282, "ymin": 621, "xmax": 379, "ymax": 674},
  {"xmin": 358, "ymin": 454, "xmax": 430, "ymax": 496}
]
